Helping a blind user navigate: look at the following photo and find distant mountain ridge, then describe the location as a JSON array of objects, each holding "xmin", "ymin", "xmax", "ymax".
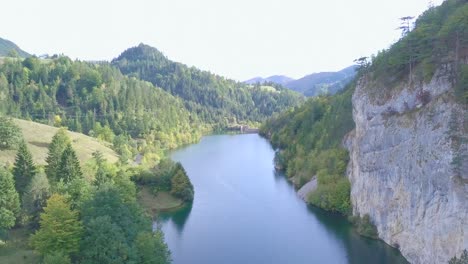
[
  {"xmin": 245, "ymin": 65, "xmax": 357, "ymax": 96},
  {"xmin": 286, "ymin": 65, "xmax": 357, "ymax": 96},
  {"xmin": 245, "ymin": 75, "xmax": 295, "ymax": 86},
  {"xmin": 0, "ymin": 37, "xmax": 30, "ymax": 58}
]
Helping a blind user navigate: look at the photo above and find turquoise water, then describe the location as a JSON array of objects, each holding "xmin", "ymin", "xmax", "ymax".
[{"xmin": 158, "ymin": 134, "xmax": 408, "ymax": 264}]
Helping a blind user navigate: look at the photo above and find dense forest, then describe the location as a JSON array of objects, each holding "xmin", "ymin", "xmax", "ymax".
[
  {"xmin": 0, "ymin": 122, "xmax": 181, "ymax": 263},
  {"xmin": 112, "ymin": 44, "xmax": 304, "ymax": 128},
  {"xmin": 260, "ymin": 85, "xmax": 355, "ymax": 214},
  {"xmin": 261, "ymin": 0, "xmax": 467, "ymax": 216},
  {"xmin": 0, "ymin": 55, "xmax": 205, "ymax": 164}
]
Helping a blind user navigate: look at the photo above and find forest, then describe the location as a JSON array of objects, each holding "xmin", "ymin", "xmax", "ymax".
[
  {"xmin": 260, "ymin": 0, "xmax": 467, "ymax": 216},
  {"xmin": 112, "ymin": 44, "xmax": 304, "ymax": 128},
  {"xmin": 0, "ymin": 120, "xmax": 196, "ymax": 263}
]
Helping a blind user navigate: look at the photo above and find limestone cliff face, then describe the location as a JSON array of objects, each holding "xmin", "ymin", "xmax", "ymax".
[{"xmin": 345, "ymin": 66, "xmax": 467, "ymax": 264}]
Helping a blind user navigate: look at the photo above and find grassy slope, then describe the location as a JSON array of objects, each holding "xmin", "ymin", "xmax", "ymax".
[
  {"xmin": 0, "ymin": 119, "xmax": 118, "ymax": 166},
  {"xmin": 138, "ymin": 186, "xmax": 183, "ymax": 215},
  {"xmin": 0, "ymin": 228, "xmax": 39, "ymax": 264}
]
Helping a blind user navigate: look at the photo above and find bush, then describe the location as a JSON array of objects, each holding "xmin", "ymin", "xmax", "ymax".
[
  {"xmin": 349, "ymin": 214, "xmax": 379, "ymax": 239},
  {"xmin": 42, "ymin": 251, "xmax": 71, "ymax": 264}
]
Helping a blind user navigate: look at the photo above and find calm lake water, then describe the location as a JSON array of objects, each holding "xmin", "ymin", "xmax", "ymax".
[{"xmin": 158, "ymin": 134, "xmax": 408, "ymax": 264}]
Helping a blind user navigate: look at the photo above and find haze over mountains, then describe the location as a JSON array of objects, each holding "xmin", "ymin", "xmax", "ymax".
[
  {"xmin": 0, "ymin": 37, "xmax": 30, "ymax": 57},
  {"xmin": 245, "ymin": 65, "xmax": 357, "ymax": 96}
]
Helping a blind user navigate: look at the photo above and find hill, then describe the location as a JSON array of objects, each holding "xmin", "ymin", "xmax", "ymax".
[
  {"xmin": 244, "ymin": 75, "xmax": 295, "ymax": 86},
  {"xmin": 0, "ymin": 56, "xmax": 202, "ymax": 164},
  {"xmin": 0, "ymin": 37, "xmax": 30, "ymax": 58},
  {"xmin": 285, "ymin": 65, "xmax": 357, "ymax": 96},
  {"xmin": 0, "ymin": 119, "xmax": 118, "ymax": 165},
  {"xmin": 112, "ymin": 44, "xmax": 303, "ymax": 128}
]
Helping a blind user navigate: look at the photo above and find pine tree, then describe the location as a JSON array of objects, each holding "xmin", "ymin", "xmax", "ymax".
[
  {"xmin": 170, "ymin": 163, "xmax": 194, "ymax": 202},
  {"xmin": 31, "ymin": 194, "xmax": 82, "ymax": 256},
  {"xmin": 0, "ymin": 166, "xmax": 20, "ymax": 230},
  {"xmin": 45, "ymin": 128, "xmax": 70, "ymax": 184},
  {"xmin": 22, "ymin": 170, "xmax": 50, "ymax": 228},
  {"xmin": 13, "ymin": 140, "xmax": 36, "ymax": 197},
  {"xmin": 0, "ymin": 116, "xmax": 22, "ymax": 150},
  {"xmin": 57, "ymin": 143, "xmax": 82, "ymax": 183}
]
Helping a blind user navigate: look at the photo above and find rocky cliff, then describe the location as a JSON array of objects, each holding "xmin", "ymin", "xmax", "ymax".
[{"xmin": 345, "ymin": 64, "xmax": 467, "ymax": 263}]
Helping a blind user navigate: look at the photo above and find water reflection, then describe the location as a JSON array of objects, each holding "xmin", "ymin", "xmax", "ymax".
[{"xmin": 158, "ymin": 203, "xmax": 193, "ymax": 234}]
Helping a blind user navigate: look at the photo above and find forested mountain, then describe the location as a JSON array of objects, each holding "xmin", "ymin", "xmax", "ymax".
[
  {"xmin": 0, "ymin": 55, "xmax": 203, "ymax": 163},
  {"xmin": 285, "ymin": 65, "xmax": 357, "ymax": 96},
  {"xmin": 261, "ymin": 0, "xmax": 467, "ymax": 262},
  {"xmin": 0, "ymin": 37, "xmax": 30, "ymax": 58},
  {"xmin": 112, "ymin": 44, "xmax": 304, "ymax": 128},
  {"xmin": 244, "ymin": 75, "xmax": 295, "ymax": 86}
]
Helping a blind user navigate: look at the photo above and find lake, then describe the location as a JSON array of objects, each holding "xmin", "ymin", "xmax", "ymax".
[{"xmin": 158, "ymin": 134, "xmax": 408, "ymax": 264}]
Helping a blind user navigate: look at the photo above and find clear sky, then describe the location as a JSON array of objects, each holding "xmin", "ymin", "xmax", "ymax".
[{"xmin": 1, "ymin": 0, "xmax": 443, "ymax": 81}]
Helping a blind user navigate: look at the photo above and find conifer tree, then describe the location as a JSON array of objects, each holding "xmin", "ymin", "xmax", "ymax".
[
  {"xmin": 0, "ymin": 167, "xmax": 20, "ymax": 230},
  {"xmin": 57, "ymin": 143, "xmax": 82, "ymax": 184},
  {"xmin": 22, "ymin": 170, "xmax": 51, "ymax": 227},
  {"xmin": 45, "ymin": 128, "xmax": 70, "ymax": 184},
  {"xmin": 13, "ymin": 140, "xmax": 36, "ymax": 197}
]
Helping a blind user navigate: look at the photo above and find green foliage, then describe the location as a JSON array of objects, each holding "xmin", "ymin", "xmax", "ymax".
[
  {"xmin": 135, "ymin": 231, "xmax": 171, "ymax": 264},
  {"xmin": 42, "ymin": 251, "xmax": 71, "ymax": 264},
  {"xmin": 112, "ymin": 44, "xmax": 303, "ymax": 127},
  {"xmin": 13, "ymin": 140, "xmax": 37, "ymax": 197},
  {"xmin": 31, "ymin": 194, "xmax": 83, "ymax": 257},
  {"xmin": 349, "ymin": 214, "xmax": 379, "ymax": 239},
  {"xmin": 0, "ymin": 166, "xmax": 20, "ymax": 230},
  {"xmin": 449, "ymin": 250, "xmax": 468, "ymax": 264},
  {"xmin": 80, "ymin": 215, "xmax": 131, "ymax": 264},
  {"xmin": 0, "ymin": 116, "xmax": 22, "ymax": 150},
  {"xmin": 45, "ymin": 128, "xmax": 71, "ymax": 184},
  {"xmin": 131, "ymin": 159, "xmax": 194, "ymax": 202},
  {"xmin": 367, "ymin": 0, "xmax": 468, "ymax": 90},
  {"xmin": 260, "ymin": 85, "xmax": 355, "ymax": 214},
  {"xmin": 79, "ymin": 186, "xmax": 171, "ymax": 263},
  {"xmin": 309, "ymin": 176, "xmax": 351, "ymax": 215},
  {"xmin": 57, "ymin": 143, "xmax": 83, "ymax": 184},
  {"xmin": 455, "ymin": 65, "xmax": 468, "ymax": 105},
  {"xmin": 0, "ymin": 56, "xmax": 203, "ymax": 158},
  {"xmin": 170, "ymin": 163, "xmax": 194, "ymax": 202},
  {"xmin": 22, "ymin": 170, "xmax": 50, "ymax": 228}
]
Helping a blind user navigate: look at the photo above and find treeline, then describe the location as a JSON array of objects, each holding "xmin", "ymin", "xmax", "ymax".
[
  {"xmin": 0, "ymin": 56, "xmax": 202, "ymax": 163},
  {"xmin": 112, "ymin": 44, "xmax": 304, "ymax": 128},
  {"xmin": 260, "ymin": 85, "xmax": 355, "ymax": 215},
  {"xmin": 361, "ymin": 0, "xmax": 468, "ymax": 103},
  {"xmin": 1, "ymin": 122, "xmax": 176, "ymax": 263}
]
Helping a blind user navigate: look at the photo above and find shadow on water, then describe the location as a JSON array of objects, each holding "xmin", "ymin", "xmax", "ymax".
[
  {"xmin": 307, "ymin": 206, "xmax": 409, "ymax": 264},
  {"xmin": 157, "ymin": 202, "xmax": 193, "ymax": 234},
  {"xmin": 274, "ymin": 170, "xmax": 408, "ymax": 264}
]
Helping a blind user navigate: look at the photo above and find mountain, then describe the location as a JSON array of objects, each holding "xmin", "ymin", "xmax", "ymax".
[
  {"xmin": 261, "ymin": 0, "xmax": 467, "ymax": 263},
  {"xmin": 112, "ymin": 44, "xmax": 303, "ymax": 128},
  {"xmin": 285, "ymin": 65, "xmax": 357, "ymax": 96},
  {"xmin": 0, "ymin": 37, "xmax": 30, "ymax": 58},
  {"xmin": 0, "ymin": 55, "xmax": 203, "ymax": 164},
  {"xmin": 244, "ymin": 75, "xmax": 295, "ymax": 86}
]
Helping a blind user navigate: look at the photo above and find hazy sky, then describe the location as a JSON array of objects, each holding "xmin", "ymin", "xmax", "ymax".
[{"xmin": 1, "ymin": 0, "xmax": 443, "ymax": 80}]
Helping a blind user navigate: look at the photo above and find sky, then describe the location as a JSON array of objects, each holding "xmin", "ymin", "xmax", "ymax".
[{"xmin": 1, "ymin": 0, "xmax": 443, "ymax": 81}]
